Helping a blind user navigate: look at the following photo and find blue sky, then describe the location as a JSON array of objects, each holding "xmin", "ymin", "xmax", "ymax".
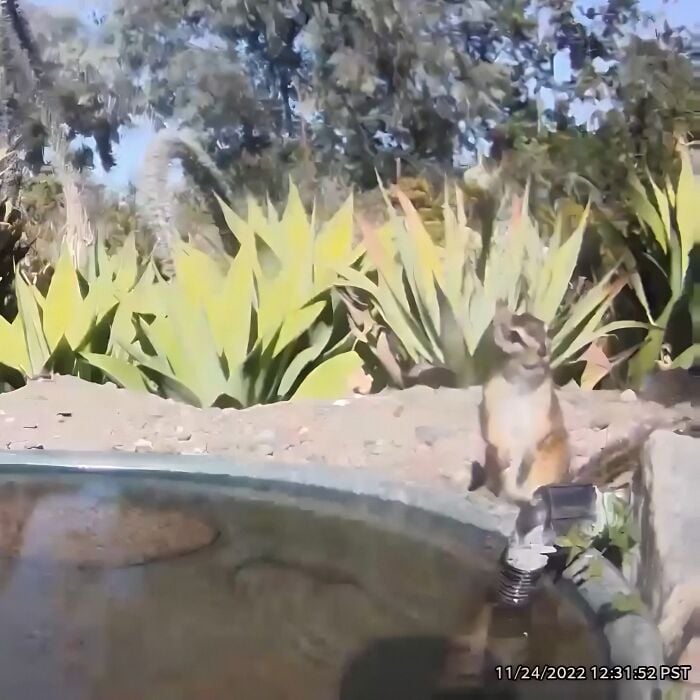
[{"xmin": 28, "ymin": 0, "xmax": 700, "ymax": 193}]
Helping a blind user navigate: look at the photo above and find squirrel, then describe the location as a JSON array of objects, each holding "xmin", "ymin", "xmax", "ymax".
[
  {"xmin": 475, "ymin": 301, "xmax": 570, "ymax": 505},
  {"xmin": 473, "ymin": 302, "xmax": 694, "ymax": 506}
]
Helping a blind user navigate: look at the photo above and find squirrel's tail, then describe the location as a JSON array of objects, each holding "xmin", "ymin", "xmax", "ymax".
[{"xmin": 572, "ymin": 418, "xmax": 694, "ymax": 490}]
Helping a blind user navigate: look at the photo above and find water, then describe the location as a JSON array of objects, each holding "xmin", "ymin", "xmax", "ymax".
[{"xmin": 0, "ymin": 472, "xmax": 611, "ymax": 699}]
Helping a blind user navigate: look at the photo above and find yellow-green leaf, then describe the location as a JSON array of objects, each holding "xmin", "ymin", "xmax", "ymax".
[
  {"xmin": 277, "ymin": 321, "xmax": 334, "ymax": 397},
  {"xmin": 207, "ymin": 246, "xmax": 255, "ymax": 368},
  {"xmin": 43, "ymin": 243, "xmax": 88, "ymax": 351},
  {"xmin": 629, "ymin": 174, "xmax": 667, "ymax": 253},
  {"xmin": 172, "ymin": 242, "xmax": 224, "ymax": 307},
  {"xmin": 313, "ymin": 194, "xmax": 357, "ymax": 289},
  {"xmin": 215, "ymin": 194, "xmax": 262, "ymax": 273},
  {"xmin": 675, "ymin": 143, "xmax": 700, "ymax": 275},
  {"xmin": 646, "ymin": 167, "xmax": 671, "ymax": 245},
  {"xmin": 291, "ymin": 350, "xmax": 363, "ymax": 401},
  {"xmin": 80, "ymin": 352, "xmax": 151, "ymax": 392},
  {"xmin": 533, "ymin": 201, "xmax": 590, "ymax": 324},
  {"xmin": 113, "ymin": 234, "xmax": 139, "ymax": 292},
  {"xmin": 271, "ymin": 301, "xmax": 326, "ymax": 357},
  {"xmin": 0, "ymin": 315, "xmax": 28, "ymax": 371},
  {"xmin": 15, "ymin": 272, "xmax": 50, "ymax": 377},
  {"xmin": 279, "ymin": 181, "xmax": 314, "ymax": 305}
]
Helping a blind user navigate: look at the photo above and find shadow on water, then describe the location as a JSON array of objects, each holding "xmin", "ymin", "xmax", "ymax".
[{"xmin": 338, "ymin": 635, "xmax": 517, "ymax": 700}]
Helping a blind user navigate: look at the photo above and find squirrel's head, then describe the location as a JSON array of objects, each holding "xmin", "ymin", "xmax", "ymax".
[{"xmin": 492, "ymin": 301, "xmax": 551, "ymax": 382}]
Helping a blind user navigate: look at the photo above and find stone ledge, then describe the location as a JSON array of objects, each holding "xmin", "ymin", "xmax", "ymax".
[{"xmin": 634, "ymin": 430, "xmax": 700, "ymax": 662}]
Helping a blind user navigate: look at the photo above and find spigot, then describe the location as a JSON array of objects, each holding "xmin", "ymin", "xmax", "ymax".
[{"xmin": 497, "ymin": 483, "xmax": 611, "ymax": 608}]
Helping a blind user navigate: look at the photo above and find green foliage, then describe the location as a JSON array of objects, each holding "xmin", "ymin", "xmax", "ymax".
[
  {"xmin": 81, "ymin": 184, "xmax": 366, "ymax": 407},
  {"xmin": 556, "ymin": 492, "xmax": 637, "ymax": 572},
  {"xmin": 610, "ymin": 592, "xmax": 645, "ymax": 615},
  {"xmin": 0, "ymin": 184, "xmax": 368, "ymax": 405},
  {"xmin": 626, "ymin": 141, "xmax": 700, "ymax": 387},
  {"xmin": 555, "ymin": 523, "xmax": 595, "ymax": 567},
  {"xmin": 0, "ymin": 239, "xmax": 119, "ymax": 381},
  {"xmin": 4, "ymin": 0, "xmax": 691, "ymax": 213},
  {"xmin": 0, "ymin": 197, "xmax": 32, "ymax": 318},
  {"xmin": 338, "ymin": 182, "xmax": 647, "ymax": 388}
]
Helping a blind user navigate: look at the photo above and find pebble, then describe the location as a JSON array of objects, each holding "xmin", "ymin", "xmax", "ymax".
[
  {"xmin": 414, "ymin": 425, "xmax": 453, "ymax": 446},
  {"xmin": 175, "ymin": 425, "xmax": 192, "ymax": 441},
  {"xmin": 134, "ymin": 438, "xmax": 153, "ymax": 452},
  {"xmin": 364, "ymin": 439, "xmax": 386, "ymax": 455},
  {"xmin": 620, "ymin": 389, "xmax": 637, "ymax": 402},
  {"xmin": 253, "ymin": 429, "xmax": 276, "ymax": 445}
]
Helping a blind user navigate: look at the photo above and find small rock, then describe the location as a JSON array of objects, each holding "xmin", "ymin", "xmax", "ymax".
[
  {"xmin": 175, "ymin": 426, "xmax": 192, "ymax": 441},
  {"xmin": 414, "ymin": 425, "xmax": 453, "ymax": 446},
  {"xmin": 134, "ymin": 438, "xmax": 153, "ymax": 452},
  {"xmin": 364, "ymin": 439, "xmax": 386, "ymax": 456},
  {"xmin": 620, "ymin": 389, "xmax": 637, "ymax": 402},
  {"xmin": 253, "ymin": 429, "xmax": 276, "ymax": 446}
]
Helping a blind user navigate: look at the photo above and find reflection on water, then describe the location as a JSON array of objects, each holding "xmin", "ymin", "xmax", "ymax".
[{"xmin": 0, "ymin": 472, "xmax": 608, "ymax": 699}]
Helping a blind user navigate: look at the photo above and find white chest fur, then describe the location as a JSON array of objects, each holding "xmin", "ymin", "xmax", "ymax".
[{"xmin": 483, "ymin": 375, "xmax": 553, "ymax": 467}]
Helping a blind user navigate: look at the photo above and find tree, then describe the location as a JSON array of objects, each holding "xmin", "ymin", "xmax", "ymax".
[{"xmin": 3, "ymin": 0, "xmax": 695, "ymax": 209}]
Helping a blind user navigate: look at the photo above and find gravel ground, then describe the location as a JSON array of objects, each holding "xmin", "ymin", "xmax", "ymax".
[{"xmin": 0, "ymin": 376, "xmax": 693, "ymax": 493}]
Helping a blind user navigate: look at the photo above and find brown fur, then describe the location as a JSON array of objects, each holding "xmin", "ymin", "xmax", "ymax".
[{"xmin": 477, "ymin": 302, "xmax": 571, "ymax": 505}]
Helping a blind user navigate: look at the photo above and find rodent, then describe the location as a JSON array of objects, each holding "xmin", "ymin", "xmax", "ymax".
[
  {"xmin": 473, "ymin": 305, "xmax": 694, "ymax": 505},
  {"xmin": 476, "ymin": 301, "xmax": 570, "ymax": 506}
]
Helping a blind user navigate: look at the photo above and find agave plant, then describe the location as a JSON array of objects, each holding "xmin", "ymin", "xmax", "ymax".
[
  {"xmin": 625, "ymin": 140, "xmax": 700, "ymax": 386},
  {"xmin": 336, "ymin": 181, "xmax": 647, "ymax": 388},
  {"xmin": 81, "ymin": 184, "xmax": 368, "ymax": 407},
  {"xmin": 0, "ymin": 233, "xmax": 124, "ymax": 384}
]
